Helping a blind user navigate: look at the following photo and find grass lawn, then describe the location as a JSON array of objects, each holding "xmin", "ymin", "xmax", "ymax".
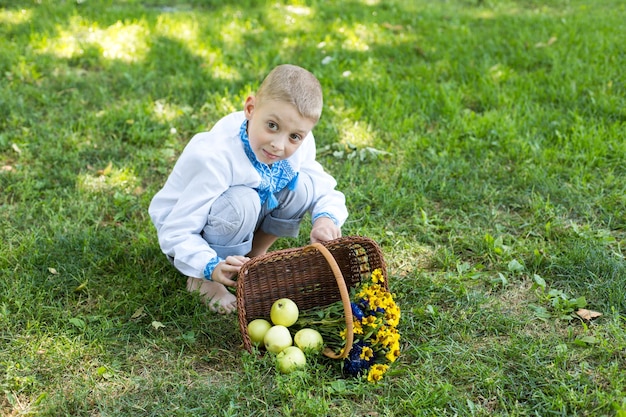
[{"xmin": 1, "ymin": 0, "xmax": 625, "ymax": 415}]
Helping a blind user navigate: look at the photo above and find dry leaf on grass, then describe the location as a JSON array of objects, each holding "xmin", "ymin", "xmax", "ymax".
[
  {"xmin": 575, "ymin": 308, "xmax": 602, "ymax": 321},
  {"xmin": 97, "ymin": 161, "xmax": 113, "ymax": 176},
  {"xmin": 382, "ymin": 22, "xmax": 403, "ymax": 31},
  {"xmin": 131, "ymin": 306, "xmax": 146, "ymax": 320},
  {"xmin": 151, "ymin": 320, "xmax": 165, "ymax": 329},
  {"xmin": 535, "ymin": 36, "xmax": 557, "ymax": 48}
]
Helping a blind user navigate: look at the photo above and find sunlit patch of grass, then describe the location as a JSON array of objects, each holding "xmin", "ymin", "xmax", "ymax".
[
  {"xmin": 337, "ymin": 119, "xmax": 376, "ymax": 148},
  {"xmin": 469, "ymin": 4, "xmax": 564, "ymax": 20},
  {"xmin": 339, "ymin": 24, "xmax": 373, "ymax": 52},
  {"xmin": 0, "ymin": 7, "xmax": 32, "ymax": 25},
  {"xmin": 215, "ymin": 19, "xmax": 245, "ymax": 49},
  {"xmin": 155, "ymin": 13, "xmax": 199, "ymax": 44},
  {"xmin": 97, "ymin": 21, "xmax": 149, "ymax": 61},
  {"xmin": 153, "ymin": 11, "xmax": 240, "ymax": 81},
  {"xmin": 207, "ymin": 60, "xmax": 242, "ymax": 81},
  {"xmin": 384, "ymin": 239, "xmax": 435, "ymax": 277},
  {"xmin": 7, "ymin": 57, "xmax": 43, "ymax": 83},
  {"xmin": 34, "ymin": 16, "xmax": 150, "ymax": 62},
  {"xmin": 285, "ymin": 4, "xmax": 312, "ymax": 16},
  {"xmin": 315, "ymin": 21, "xmax": 384, "ymax": 54},
  {"xmin": 152, "ymin": 99, "xmax": 192, "ymax": 124},
  {"xmin": 77, "ymin": 164, "xmax": 139, "ymax": 194},
  {"xmin": 266, "ymin": 3, "xmax": 315, "ymax": 33}
]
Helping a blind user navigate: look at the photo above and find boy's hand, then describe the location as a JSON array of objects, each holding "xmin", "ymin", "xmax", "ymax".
[
  {"xmin": 211, "ymin": 255, "xmax": 249, "ymax": 287},
  {"xmin": 310, "ymin": 216, "xmax": 341, "ymax": 243}
]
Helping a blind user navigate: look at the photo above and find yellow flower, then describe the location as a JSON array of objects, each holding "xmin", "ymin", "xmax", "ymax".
[
  {"xmin": 353, "ymin": 320, "xmax": 364, "ymax": 335},
  {"xmin": 386, "ymin": 342, "xmax": 401, "ymax": 362},
  {"xmin": 367, "ymin": 364, "xmax": 389, "ymax": 383},
  {"xmin": 374, "ymin": 326, "xmax": 400, "ymax": 349},
  {"xmin": 360, "ymin": 346, "xmax": 374, "ymax": 361},
  {"xmin": 385, "ymin": 305, "xmax": 401, "ymax": 327},
  {"xmin": 372, "ymin": 269, "xmax": 385, "ymax": 284},
  {"xmin": 363, "ymin": 315, "xmax": 378, "ymax": 328}
]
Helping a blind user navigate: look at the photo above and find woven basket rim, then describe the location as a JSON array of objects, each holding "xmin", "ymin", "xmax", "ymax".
[{"xmin": 236, "ymin": 236, "xmax": 387, "ymax": 357}]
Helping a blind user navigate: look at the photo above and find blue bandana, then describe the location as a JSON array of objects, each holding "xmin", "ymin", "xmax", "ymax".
[{"xmin": 239, "ymin": 120, "xmax": 299, "ymax": 210}]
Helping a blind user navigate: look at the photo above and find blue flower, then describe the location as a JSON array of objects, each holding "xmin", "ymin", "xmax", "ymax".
[
  {"xmin": 342, "ymin": 340, "xmax": 372, "ymax": 377},
  {"xmin": 357, "ymin": 299, "xmax": 378, "ymax": 317},
  {"xmin": 351, "ymin": 302, "xmax": 364, "ymax": 320}
]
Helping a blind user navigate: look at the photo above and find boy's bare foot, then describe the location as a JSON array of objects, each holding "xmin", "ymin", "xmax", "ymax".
[{"xmin": 186, "ymin": 277, "xmax": 237, "ymax": 314}]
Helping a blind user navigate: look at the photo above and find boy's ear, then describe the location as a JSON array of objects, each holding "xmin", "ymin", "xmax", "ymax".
[{"xmin": 244, "ymin": 96, "xmax": 256, "ymax": 119}]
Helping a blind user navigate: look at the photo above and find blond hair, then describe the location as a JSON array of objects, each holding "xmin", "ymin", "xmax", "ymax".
[{"xmin": 255, "ymin": 64, "xmax": 323, "ymax": 123}]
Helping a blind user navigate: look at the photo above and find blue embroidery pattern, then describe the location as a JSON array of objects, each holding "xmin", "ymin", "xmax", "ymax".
[
  {"xmin": 313, "ymin": 211, "xmax": 339, "ymax": 226},
  {"xmin": 239, "ymin": 120, "xmax": 299, "ymax": 210},
  {"xmin": 203, "ymin": 257, "xmax": 221, "ymax": 280}
]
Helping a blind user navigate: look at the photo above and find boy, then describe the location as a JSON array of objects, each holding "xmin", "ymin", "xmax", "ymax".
[{"xmin": 149, "ymin": 64, "xmax": 348, "ymax": 314}]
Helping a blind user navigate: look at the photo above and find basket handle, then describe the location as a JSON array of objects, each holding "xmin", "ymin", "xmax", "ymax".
[{"xmin": 309, "ymin": 242, "xmax": 353, "ymax": 359}]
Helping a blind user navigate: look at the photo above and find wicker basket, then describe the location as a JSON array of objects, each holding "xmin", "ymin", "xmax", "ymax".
[{"xmin": 236, "ymin": 236, "xmax": 388, "ymax": 359}]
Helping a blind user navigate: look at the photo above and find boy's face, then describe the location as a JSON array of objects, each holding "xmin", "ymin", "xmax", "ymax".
[{"xmin": 244, "ymin": 96, "xmax": 316, "ymax": 165}]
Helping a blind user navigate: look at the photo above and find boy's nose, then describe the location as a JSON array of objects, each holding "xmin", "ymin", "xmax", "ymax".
[{"xmin": 270, "ymin": 136, "xmax": 286, "ymax": 151}]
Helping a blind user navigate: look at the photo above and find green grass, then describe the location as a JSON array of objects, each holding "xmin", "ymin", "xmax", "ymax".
[{"xmin": 1, "ymin": 0, "xmax": 625, "ymax": 415}]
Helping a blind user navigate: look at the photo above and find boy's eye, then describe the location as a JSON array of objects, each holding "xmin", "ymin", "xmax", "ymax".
[
  {"xmin": 290, "ymin": 133, "xmax": 303, "ymax": 142},
  {"xmin": 267, "ymin": 121, "xmax": 278, "ymax": 131}
]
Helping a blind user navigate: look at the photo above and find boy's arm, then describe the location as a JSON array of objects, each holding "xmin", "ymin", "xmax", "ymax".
[
  {"xmin": 150, "ymin": 137, "xmax": 232, "ymax": 280},
  {"xmin": 154, "ymin": 183, "xmax": 221, "ymax": 279}
]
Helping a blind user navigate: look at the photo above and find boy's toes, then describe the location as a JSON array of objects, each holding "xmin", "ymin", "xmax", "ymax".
[
  {"xmin": 209, "ymin": 298, "xmax": 237, "ymax": 315},
  {"xmin": 187, "ymin": 277, "xmax": 237, "ymax": 314}
]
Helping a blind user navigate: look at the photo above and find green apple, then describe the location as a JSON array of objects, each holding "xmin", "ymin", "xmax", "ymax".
[
  {"xmin": 294, "ymin": 328, "xmax": 324, "ymax": 353},
  {"xmin": 276, "ymin": 346, "xmax": 306, "ymax": 373},
  {"xmin": 263, "ymin": 325, "xmax": 293, "ymax": 354},
  {"xmin": 270, "ymin": 298, "xmax": 299, "ymax": 327},
  {"xmin": 247, "ymin": 318, "xmax": 272, "ymax": 347}
]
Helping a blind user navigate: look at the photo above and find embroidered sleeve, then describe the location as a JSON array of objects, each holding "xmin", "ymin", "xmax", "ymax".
[
  {"xmin": 312, "ymin": 212, "xmax": 340, "ymax": 226},
  {"xmin": 203, "ymin": 256, "xmax": 224, "ymax": 280}
]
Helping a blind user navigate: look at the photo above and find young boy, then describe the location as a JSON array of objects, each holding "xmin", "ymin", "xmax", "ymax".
[{"xmin": 149, "ymin": 64, "xmax": 348, "ymax": 314}]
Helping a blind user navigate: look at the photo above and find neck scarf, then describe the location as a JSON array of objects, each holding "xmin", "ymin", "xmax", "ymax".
[{"xmin": 239, "ymin": 120, "xmax": 299, "ymax": 210}]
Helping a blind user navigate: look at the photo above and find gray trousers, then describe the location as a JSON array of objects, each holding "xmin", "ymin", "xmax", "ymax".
[{"xmin": 200, "ymin": 172, "xmax": 314, "ymax": 259}]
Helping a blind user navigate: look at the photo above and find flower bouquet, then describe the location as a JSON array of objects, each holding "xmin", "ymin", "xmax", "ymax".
[{"xmin": 293, "ymin": 268, "xmax": 401, "ymax": 383}]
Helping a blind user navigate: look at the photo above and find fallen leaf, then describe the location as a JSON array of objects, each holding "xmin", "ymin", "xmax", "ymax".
[
  {"xmin": 151, "ymin": 320, "xmax": 165, "ymax": 330},
  {"xmin": 11, "ymin": 143, "xmax": 22, "ymax": 154},
  {"xmin": 48, "ymin": 267, "xmax": 58, "ymax": 275},
  {"xmin": 131, "ymin": 306, "xmax": 145, "ymax": 319},
  {"xmin": 382, "ymin": 22, "xmax": 403, "ymax": 32},
  {"xmin": 97, "ymin": 161, "xmax": 113, "ymax": 176},
  {"xmin": 575, "ymin": 308, "xmax": 602, "ymax": 321},
  {"xmin": 535, "ymin": 36, "xmax": 557, "ymax": 48}
]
